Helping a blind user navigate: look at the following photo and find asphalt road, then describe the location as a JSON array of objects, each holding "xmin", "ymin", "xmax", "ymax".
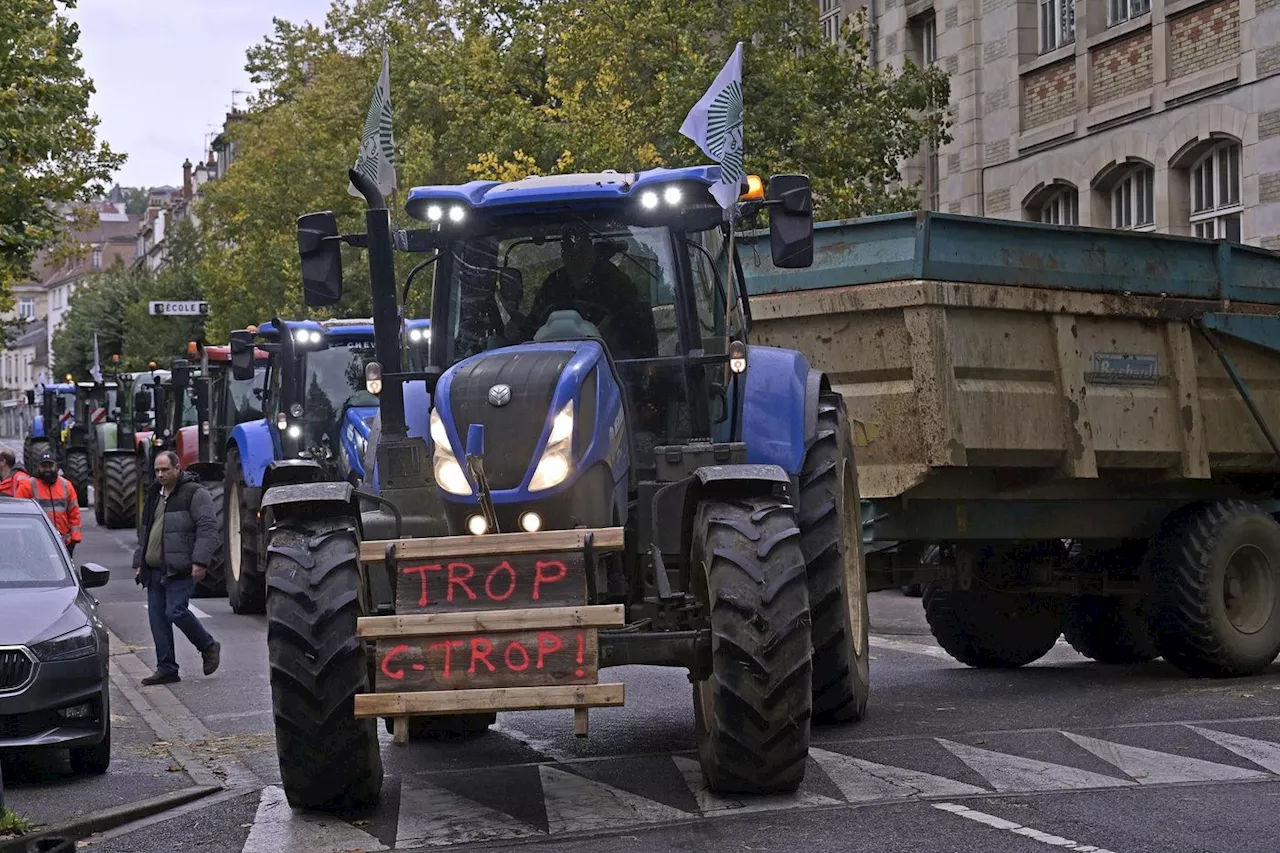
[{"xmin": 5, "ymin": 451, "xmax": 1280, "ymax": 853}]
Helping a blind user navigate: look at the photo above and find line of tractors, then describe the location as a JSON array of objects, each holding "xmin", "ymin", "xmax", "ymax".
[{"xmin": 21, "ymin": 316, "xmax": 430, "ymax": 603}]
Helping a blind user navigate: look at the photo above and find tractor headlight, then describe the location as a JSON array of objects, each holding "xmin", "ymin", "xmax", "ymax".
[
  {"xmin": 529, "ymin": 401, "xmax": 574, "ymax": 491},
  {"xmin": 430, "ymin": 408, "xmax": 471, "ymax": 495}
]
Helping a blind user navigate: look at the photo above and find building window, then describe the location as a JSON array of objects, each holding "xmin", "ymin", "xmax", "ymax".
[
  {"xmin": 1112, "ymin": 166, "xmax": 1155, "ymax": 231},
  {"xmin": 1190, "ymin": 143, "xmax": 1242, "ymax": 242},
  {"xmin": 1037, "ymin": 186, "xmax": 1079, "ymax": 224},
  {"xmin": 820, "ymin": 0, "xmax": 841, "ymax": 44},
  {"xmin": 910, "ymin": 13, "xmax": 938, "ymax": 65},
  {"xmin": 92, "ymin": 247, "xmax": 103, "ymax": 270},
  {"xmin": 924, "ymin": 145, "xmax": 940, "ymax": 210},
  {"xmin": 1109, "ymin": 0, "xmax": 1150, "ymax": 25},
  {"xmin": 1040, "ymin": 0, "xmax": 1075, "ymax": 52},
  {"xmin": 18, "ymin": 298, "xmax": 34, "ymax": 318}
]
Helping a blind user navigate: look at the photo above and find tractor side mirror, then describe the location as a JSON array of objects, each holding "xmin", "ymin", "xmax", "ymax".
[
  {"xmin": 193, "ymin": 379, "xmax": 211, "ymax": 418},
  {"xmin": 767, "ymin": 174, "xmax": 814, "ymax": 269},
  {"xmin": 25, "ymin": 390, "xmax": 35, "ymax": 406},
  {"xmin": 134, "ymin": 390, "xmax": 151, "ymax": 416},
  {"xmin": 229, "ymin": 330, "xmax": 256, "ymax": 381},
  {"xmin": 56, "ymin": 397, "xmax": 68, "ymax": 414},
  {"xmin": 298, "ymin": 211, "xmax": 343, "ymax": 307},
  {"xmin": 170, "ymin": 358, "xmax": 191, "ymax": 390}
]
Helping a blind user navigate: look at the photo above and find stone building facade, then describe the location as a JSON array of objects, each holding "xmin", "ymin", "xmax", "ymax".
[{"xmin": 822, "ymin": 0, "xmax": 1280, "ymax": 250}]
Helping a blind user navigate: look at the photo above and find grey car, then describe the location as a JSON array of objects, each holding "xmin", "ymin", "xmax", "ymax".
[{"xmin": 0, "ymin": 495, "xmax": 111, "ymax": 774}]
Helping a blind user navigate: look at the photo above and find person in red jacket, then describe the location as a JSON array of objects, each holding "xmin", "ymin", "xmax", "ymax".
[
  {"xmin": 0, "ymin": 448, "xmax": 31, "ymax": 497},
  {"xmin": 16, "ymin": 451, "xmax": 82, "ymax": 556}
]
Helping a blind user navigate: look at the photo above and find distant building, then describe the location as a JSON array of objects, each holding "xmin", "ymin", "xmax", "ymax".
[{"xmin": 46, "ymin": 204, "xmax": 140, "ymax": 343}]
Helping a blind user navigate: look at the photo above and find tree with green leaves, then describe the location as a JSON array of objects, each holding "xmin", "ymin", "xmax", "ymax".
[
  {"xmin": 0, "ymin": 0, "xmax": 125, "ymax": 312},
  {"xmin": 50, "ymin": 261, "xmax": 142, "ymax": 380},
  {"xmin": 193, "ymin": 0, "xmax": 949, "ymax": 333}
]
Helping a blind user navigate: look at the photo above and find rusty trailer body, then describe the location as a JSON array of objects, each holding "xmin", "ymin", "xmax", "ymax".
[{"xmin": 742, "ymin": 212, "xmax": 1280, "ymax": 678}]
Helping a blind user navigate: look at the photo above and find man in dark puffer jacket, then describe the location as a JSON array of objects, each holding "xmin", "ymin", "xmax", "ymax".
[{"xmin": 133, "ymin": 450, "xmax": 221, "ymax": 685}]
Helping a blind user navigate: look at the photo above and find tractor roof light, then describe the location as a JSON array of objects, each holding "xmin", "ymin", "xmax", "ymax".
[
  {"xmin": 729, "ymin": 340, "xmax": 748, "ymax": 374},
  {"xmin": 365, "ymin": 361, "xmax": 383, "ymax": 396},
  {"xmin": 740, "ymin": 174, "xmax": 765, "ymax": 202},
  {"xmin": 408, "ymin": 327, "xmax": 429, "ymax": 344},
  {"xmin": 293, "ymin": 328, "xmax": 324, "ymax": 346}
]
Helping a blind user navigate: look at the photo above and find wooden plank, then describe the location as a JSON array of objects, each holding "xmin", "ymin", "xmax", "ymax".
[
  {"xmin": 393, "ymin": 550, "xmax": 588, "ymax": 614},
  {"xmin": 1051, "ymin": 314, "xmax": 1099, "ymax": 479},
  {"xmin": 574, "ymin": 707, "xmax": 589, "ymax": 738},
  {"xmin": 354, "ymin": 683, "xmax": 626, "ymax": 717},
  {"xmin": 360, "ymin": 527, "xmax": 626, "ymax": 563},
  {"xmin": 392, "ymin": 716, "xmax": 408, "ymax": 745},
  {"xmin": 374, "ymin": 628, "xmax": 599, "ymax": 693},
  {"xmin": 1165, "ymin": 321, "xmax": 1212, "ymax": 479},
  {"xmin": 357, "ymin": 604, "xmax": 625, "ymax": 639}
]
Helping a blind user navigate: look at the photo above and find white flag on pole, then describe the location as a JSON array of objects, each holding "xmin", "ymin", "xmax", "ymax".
[
  {"xmin": 680, "ymin": 42, "xmax": 745, "ymax": 210},
  {"xmin": 91, "ymin": 332, "xmax": 103, "ymax": 383},
  {"xmin": 348, "ymin": 47, "xmax": 398, "ymax": 198}
]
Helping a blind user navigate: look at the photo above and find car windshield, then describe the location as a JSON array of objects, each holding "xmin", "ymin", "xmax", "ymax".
[
  {"xmin": 441, "ymin": 215, "xmax": 679, "ymax": 364},
  {"xmin": 301, "ymin": 341, "xmax": 378, "ymax": 424},
  {"xmin": 0, "ymin": 516, "xmax": 72, "ymax": 588}
]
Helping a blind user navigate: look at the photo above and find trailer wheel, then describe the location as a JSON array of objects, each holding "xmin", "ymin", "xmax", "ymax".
[
  {"xmin": 1063, "ymin": 596, "xmax": 1158, "ymax": 664},
  {"xmin": 923, "ymin": 584, "xmax": 1062, "ymax": 668},
  {"xmin": 25, "ymin": 438, "xmax": 50, "ymax": 470},
  {"xmin": 1145, "ymin": 500, "xmax": 1280, "ymax": 677},
  {"xmin": 266, "ymin": 518, "xmax": 383, "ymax": 810},
  {"xmin": 692, "ymin": 496, "xmax": 812, "ymax": 794},
  {"xmin": 65, "ymin": 450, "xmax": 91, "ymax": 509},
  {"xmin": 224, "ymin": 447, "xmax": 264, "ymax": 614},
  {"xmin": 102, "ymin": 454, "xmax": 137, "ymax": 529},
  {"xmin": 799, "ymin": 391, "xmax": 870, "ymax": 724},
  {"xmin": 193, "ymin": 480, "xmax": 226, "ymax": 598}
]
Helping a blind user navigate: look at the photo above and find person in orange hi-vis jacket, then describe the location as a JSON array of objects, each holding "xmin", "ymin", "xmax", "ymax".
[{"xmin": 16, "ymin": 450, "xmax": 83, "ymax": 557}]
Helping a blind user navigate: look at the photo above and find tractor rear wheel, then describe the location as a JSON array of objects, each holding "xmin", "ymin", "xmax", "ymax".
[
  {"xmin": 102, "ymin": 454, "xmax": 137, "ymax": 529},
  {"xmin": 692, "ymin": 496, "xmax": 812, "ymax": 794},
  {"xmin": 65, "ymin": 450, "xmax": 91, "ymax": 508},
  {"xmin": 923, "ymin": 582, "xmax": 1062, "ymax": 668},
  {"xmin": 25, "ymin": 438, "xmax": 50, "ymax": 470},
  {"xmin": 93, "ymin": 459, "xmax": 105, "ymax": 526},
  {"xmin": 798, "ymin": 390, "xmax": 870, "ymax": 725},
  {"xmin": 1145, "ymin": 500, "xmax": 1280, "ymax": 677},
  {"xmin": 193, "ymin": 479, "xmax": 227, "ymax": 598},
  {"xmin": 224, "ymin": 447, "xmax": 264, "ymax": 614},
  {"xmin": 266, "ymin": 517, "xmax": 383, "ymax": 810}
]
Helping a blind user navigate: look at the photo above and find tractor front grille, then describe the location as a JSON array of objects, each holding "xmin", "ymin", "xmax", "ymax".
[
  {"xmin": 0, "ymin": 649, "xmax": 35, "ymax": 692},
  {"xmin": 449, "ymin": 351, "xmax": 570, "ymax": 490}
]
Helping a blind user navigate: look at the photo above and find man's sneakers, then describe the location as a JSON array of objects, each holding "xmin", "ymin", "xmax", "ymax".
[
  {"xmin": 141, "ymin": 672, "xmax": 180, "ymax": 686},
  {"xmin": 202, "ymin": 640, "xmax": 221, "ymax": 676}
]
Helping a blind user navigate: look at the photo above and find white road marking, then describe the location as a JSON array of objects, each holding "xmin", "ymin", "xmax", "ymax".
[
  {"xmin": 142, "ymin": 601, "xmax": 211, "ymax": 620},
  {"xmin": 673, "ymin": 755, "xmax": 842, "ymax": 815},
  {"xmin": 539, "ymin": 765, "xmax": 693, "ymax": 833},
  {"xmin": 396, "ymin": 778, "xmax": 543, "ymax": 848},
  {"xmin": 809, "ymin": 746, "xmax": 987, "ymax": 802},
  {"xmin": 1061, "ymin": 731, "xmax": 1269, "ymax": 784},
  {"xmin": 1186, "ymin": 725, "xmax": 1280, "ymax": 774},
  {"xmin": 868, "ymin": 635, "xmax": 958, "ymax": 661},
  {"xmin": 938, "ymin": 739, "xmax": 1134, "ymax": 792},
  {"xmin": 241, "ymin": 785, "xmax": 388, "ymax": 853},
  {"xmin": 933, "ymin": 803, "xmax": 1118, "ymax": 852}
]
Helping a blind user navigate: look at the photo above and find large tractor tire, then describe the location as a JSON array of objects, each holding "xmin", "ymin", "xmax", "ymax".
[
  {"xmin": 923, "ymin": 581, "xmax": 1063, "ymax": 668},
  {"xmin": 65, "ymin": 450, "xmax": 91, "ymax": 508},
  {"xmin": 692, "ymin": 496, "xmax": 812, "ymax": 794},
  {"xmin": 798, "ymin": 390, "xmax": 870, "ymax": 725},
  {"xmin": 102, "ymin": 455, "xmax": 138, "ymax": 529},
  {"xmin": 193, "ymin": 479, "xmax": 227, "ymax": 598},
  {"xmin": 25, "ymin": 438, "xmax": 50, "ymax": 469},
  {"xmin": 1064, "ymin": 595, "xmax": 1158, "ymax": 664},
  {"xmin": 1144, "ymin": 500, "xmax": 1280, "ymax": 678},
  {"xmin": 93, "ymin": 460, "xmax": 105, "ymax": 527},
  {"xmin": 224, "ymin": 447, "xmax": 264, "ymax": 614},
  {"xmin": 266, "ymin": 518, "xmax": 383, "ymax": 810}
]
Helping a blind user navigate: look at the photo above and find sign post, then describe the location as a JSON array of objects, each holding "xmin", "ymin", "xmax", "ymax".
[{"xmin": 148, "ymin": 301, "xmax": 208, "ymax": 317}]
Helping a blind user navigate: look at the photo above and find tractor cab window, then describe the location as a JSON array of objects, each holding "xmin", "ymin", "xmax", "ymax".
[
  {"xmin": 441, "ymin": 217, "xmax": 669, "ymax": 365},
  {"xmin": 685, "ymin": 225, "xmax": 736, "ymax": 355},
  {"xmin": 296, "ymin": 342, "xmax": 379, "ymax": 449},
  {"xmin": 225, "ymin": 368, "xmax": 265, "ymax": 426}
]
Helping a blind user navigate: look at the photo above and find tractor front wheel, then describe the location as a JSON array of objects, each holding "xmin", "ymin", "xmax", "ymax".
[
  {"xmin": 224, "ymin": 447, "xmax": 264, "ymax": 614},
  {"xmin": 65, "ymin": 450, "xmax": 91, "ymax": 509},
  {"xmin": 266, "ymin": 518, "xmax": 383, "ymax": 810},
  {"xmin": 25, "ymin": 438, "xmax": 50, "ymax": 470},
  {"xmin": 102, "ymin": 454, "xmax": 137, "ymax": 529},
  {"xmin": 692, "ymin": 496, "xmax": 812, "ymax": 794},
  {"xmin": 193, "ymin": 479, "xmax": 227, "ymax": 598}
]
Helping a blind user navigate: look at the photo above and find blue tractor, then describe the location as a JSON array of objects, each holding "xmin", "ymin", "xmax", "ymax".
[
  {"xmin": 221, "ymin": 317, "xmax": 430, "ymax": 613},
  {"xmin": 260, "ymin": 166, "xmax": 868, "ymax": 812}
]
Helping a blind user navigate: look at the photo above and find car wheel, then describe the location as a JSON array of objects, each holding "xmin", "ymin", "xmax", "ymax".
[{"xmin": 70, "ymin": 718, "xmax": 111, "ymax": 775}]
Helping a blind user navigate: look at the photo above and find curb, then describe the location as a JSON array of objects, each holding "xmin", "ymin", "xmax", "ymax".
[{"xmin": 0, "ymin": 785, "xmax": 222, "ymax": 852}]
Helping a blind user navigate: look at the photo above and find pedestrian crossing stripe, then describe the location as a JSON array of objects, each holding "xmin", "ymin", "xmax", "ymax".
[{"xmin": 240, "ymin": 726, "xmax": 1280, "ymax": 852}]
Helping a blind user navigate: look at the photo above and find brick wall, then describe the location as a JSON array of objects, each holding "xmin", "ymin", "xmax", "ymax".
[
  {"xmin": 1259, "ymin": 0, "xmax": 1279, "ymax": 13},
  {"xmin": 1168, "ymin": 0, "xmax": 1240, "ymax": 79},
  {"xmin": 1260, "ymin": 173, "xmax": 1280, "ymax": 204},
  {"xmin": 986, "ymin": 139, "xmax": 1011, "ymax": 163},
  {"xmin": 1022, "ymin": 60, "xmax": 1077, "ymax": 130},
  {"xmin": 1261, "ymin": 45, "xmax": 1280, "ymax": 76},
  {"xmin": 946, "ymin": 5, "xmax": 959, "ymax": 27},
  {"xmin": 1261, "ymin": 110, "xmax": 1280, "ymax": 140},
  {"xmin": 1091, "ymin": 31, "xmax": 1152, "ymax": 105},
  {"xmin": 987, "ymin": 187, "xmax": 1012, "ymax": 213}
]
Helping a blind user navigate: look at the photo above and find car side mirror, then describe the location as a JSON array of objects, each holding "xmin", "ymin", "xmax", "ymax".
[
  {"xmin": 229, "ymin": 330, "xmax": 256, "ymax": 381},
  {"xmin": 298, "ymin": 211, "xmax": 343, "ymax": 307},
  {"xmin": 767, "ymin": 174, "xmax": 815, "ymax": 269},
  {"xmin": 79, "ymin": 563, "xmax": 110, "ymax": 589}
]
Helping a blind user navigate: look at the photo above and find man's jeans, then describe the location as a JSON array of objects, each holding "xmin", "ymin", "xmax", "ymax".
[{"xmin": 147, "ymin": 573, "xmax": 216, "ymax": 677}]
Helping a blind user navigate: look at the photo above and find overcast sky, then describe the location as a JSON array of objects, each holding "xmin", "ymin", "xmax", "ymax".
[{"xmin": 67, "ymin": 0, "xmax": 334, "ymax": 189}]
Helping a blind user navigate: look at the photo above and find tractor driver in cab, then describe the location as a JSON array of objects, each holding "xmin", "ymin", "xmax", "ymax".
[{"xmin": 529, "ymin": 226, "xmax": 659, "ymax": 361}]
